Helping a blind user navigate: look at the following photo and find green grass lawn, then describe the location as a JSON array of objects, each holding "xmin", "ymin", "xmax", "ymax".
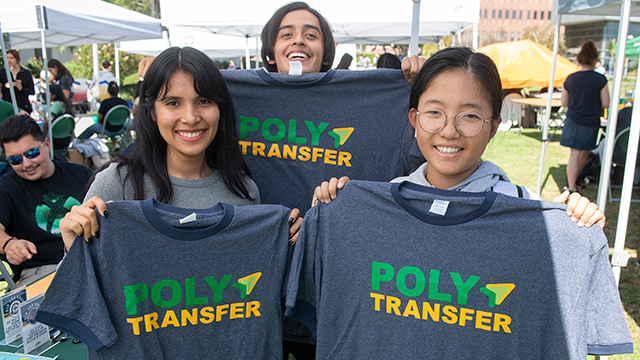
[{"xmin": 484, "ymin": 128, "xmax": 640, "ymax": 359}]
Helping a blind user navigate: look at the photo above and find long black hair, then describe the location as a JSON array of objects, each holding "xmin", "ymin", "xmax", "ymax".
[
  {"xmin": 261, "ymin": 1, "xmax": 335, "ymax": 73},
  {"xmin": 410, "ymin": 47, "xmax": 503, "ymax": 122},
  {"xmin": 102, "ymin": 47, "xmax": 253, "ymax": 203},
  {"xmin": 47, "ymin": 59, "xmax": 74, "ymax": 83},
  {"xmin": 49, "ymin": 84, "xmax": 75, "ymax": 116}
]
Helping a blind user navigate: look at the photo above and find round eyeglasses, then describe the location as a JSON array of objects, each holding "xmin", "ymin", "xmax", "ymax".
[{"xmin": 414, "ymin": 108, "xmax": 494, "ymax": 138}]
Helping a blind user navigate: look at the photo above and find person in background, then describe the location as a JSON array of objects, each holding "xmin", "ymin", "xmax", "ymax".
[
  {"xmin": 335, "ymin": 53, "xmax": 353, "ymax": 69},
  {"xmin": 561, "ymin": 40, "xmax": 610, "ymax": 193},
  {"xmin": 0, "ymin": 50, "xmax": 35, "ymax": 114},
  {"xmin": 77, "ymin": 81, "xmax": 128, "ymax": 140},
  {"xmin": 0, "ymin": 114, "xmax": 92, "ymax": 285},
  {"xmin": 376, "ymin": 53, "xmax": 402, "ymax": 69},
  {"xmin": 48, "ymin": 84, "xmax": 75, "ymax": 120},
  {"xmin": 0, "ymin": 100, "xmax": 14, "ymax": 123},
  {"xmin": 47, "ymin": 59, "xmax": 74, "ymax": 101},
  {"xmin": 90, "ymin": 61, "xmax": 117, "ymax": 102},
  {"xmin": 130, "ymin": 80, "xmax": 143, "ymax": 116}
]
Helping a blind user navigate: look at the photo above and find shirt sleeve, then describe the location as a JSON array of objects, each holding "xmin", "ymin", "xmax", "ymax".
[
  {"xmin": 0, "ymin": 185, "xmax": 14, "ymax": 231},
  {"xmin": 35, "ymin": 233, "xmax": 118, "ymax": 352},
  {"xmin": 50, "ymin": 101, "xmax": 64, "ymax": 118},
  {"xmin": 284, "ymin": 205, "xmax": 320, "ymax": 336},
  {"xmin": 19, "ymin": 69, "xmax": 35, "ymax": 96},
  {"xmin": 84, "ymin": 164, "xmax": 128, "ymax": 202},
  {"xmin": 59, "ymin": 75, "xmax": 73, "ymax": 92},
  {"xmin": 585, "ymin": 243, "xmax": 634, "ymax": 355}
]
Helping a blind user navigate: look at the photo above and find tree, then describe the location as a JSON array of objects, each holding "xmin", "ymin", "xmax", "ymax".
[
  {"xmin": 523, "ymin": 24, "xmax": 566, "ymax": 53},
  {"xmin": 68, "ymin": 0, "xmax": 157, "ymax": 98}
]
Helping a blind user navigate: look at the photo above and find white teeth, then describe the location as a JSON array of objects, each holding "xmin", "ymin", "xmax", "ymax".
[
  {"xmin": 436, "ymin": 146, "xmax": 461, "ymax": 154},
  {"xmin": 178, "ymin": 131, "xmax": 204, "ymax": 138},
  {"xmin": 288, "ymin": 52, "xmax": 308, "ymax": 59}
]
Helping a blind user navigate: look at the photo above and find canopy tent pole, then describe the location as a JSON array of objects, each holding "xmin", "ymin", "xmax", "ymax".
[
  {"xmin": 409, "ymin": 0, "xmax": 420, "ymax": 56},
  {"xmin": 163, "ymin": 26, "xmax": 171, "ymax": 47},
  {"xmin": 472, "ymin": 23, "xmax": 478, "ymax": 50},
  {"xmin": 37, "ymin": 6, "xmax": 53, "ymax": 159},
  {"xmin": 536, "ymin": 13, "xmax": 561, "ymax": 196},
  {"xmin": 92, "ymin": 43, "xmax": 99, "ymax": 87},
  {"xmin": 245, "ymin": 35, "xmax": 251, "ymax": 70},
  {"xmin": 597, "ymin": 0, "xmax": 632, "ymax": 210},
  {"xmin": 609, "ymin": 69, "xmax": 640, "ymax": 287},
  {"xmin": 0, "ymin": 24, "xmax": 20, "ymax": 115},
  {"xmin": 115, "ymin": 43, "xmax": 120, "ymax": 86}
]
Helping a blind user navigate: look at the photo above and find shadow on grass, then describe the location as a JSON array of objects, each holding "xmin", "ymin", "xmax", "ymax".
[
  {"xmin": 543, "ymin": 165, "xmax": 568, "ymax": 194},
  {"xmin": 517, "ymin": 128, "xmax": 563, "ymax": 144}
]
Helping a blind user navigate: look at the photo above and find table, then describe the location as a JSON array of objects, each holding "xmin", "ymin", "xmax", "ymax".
[
  {"xmin": 509, "ymin": 97, "xmax": 563, "ymax": 128},
  {"xmin": 0, "ymin": 273, "xmax": 87, "ymax": 359},
  {"xmin": 509, "ymin": 97, "xmax": 562, "ymax": 108}
]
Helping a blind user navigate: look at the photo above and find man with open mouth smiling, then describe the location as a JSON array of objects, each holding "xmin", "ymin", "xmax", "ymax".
[{"xmin": 261, "ymin": 2, "xmax": 334, "ymax": 74}]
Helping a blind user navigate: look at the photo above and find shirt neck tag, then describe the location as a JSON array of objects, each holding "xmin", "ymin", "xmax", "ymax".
[
  {"xmin": 429, "ymin": 199, "xmax": 450, "ymax": 216},
  {"xmin": 179, "ymin": 212, "xmax": 197, "ymax": 224},
  {"xmin": 289, "ymin": 61, "xmax": 303, "ymax": 75}
]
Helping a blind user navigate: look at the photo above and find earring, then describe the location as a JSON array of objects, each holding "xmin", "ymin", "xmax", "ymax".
[{"xmin": 414, "ymin": 129, "xmax": 417, "ymax": 138}]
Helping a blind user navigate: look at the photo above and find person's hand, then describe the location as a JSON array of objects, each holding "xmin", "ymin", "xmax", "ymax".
[
  {"xmin": 401, "ymin": 55, "xmax": 427, "ymax": 83},
  {"xmin": 5, "ymin": 239, "xmax": 37, "ymax": 265},
  {"xmin": 59, "ymin": 196, "xmax": 109, "ymax": 251},
  {"xmin": 13, "ymin": 79, "xmax": 22, "ymax": 91},
  {"xmin": 312, "ymin": 176, "xmax": 350, "ymax": 207},
  {"xmin": 553, "ymin": 191, "xmax": 605, "ymax": 228},
  {"xmin": 138, "ymin": 57, "xmax": 156, "ymax": 79},
  {"xmin": 288, "ymin": 208, "xmax": 302, "ymax": 245}
]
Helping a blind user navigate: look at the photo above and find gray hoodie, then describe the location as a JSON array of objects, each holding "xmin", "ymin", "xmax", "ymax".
[{"xmin": 392, "ymin": 161, "xmax": 538, "ymax": 199}]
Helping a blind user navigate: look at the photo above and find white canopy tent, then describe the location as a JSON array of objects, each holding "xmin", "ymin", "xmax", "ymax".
[
  {"xmin": 0, "ymin": 0, "xmax": 163, "ymax": 157},
  {"xmin": 119, "ymin": 26, "xmax": 258, "ymax": 60},
  {"xmin": 159, "ymin": 0, "xmax": 480, "ymax": 68},
  {"xmin": 544, "ymin": 0, "xmax": 640, "ymax": 290}
]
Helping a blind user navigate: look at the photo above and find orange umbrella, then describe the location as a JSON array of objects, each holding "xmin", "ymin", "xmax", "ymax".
[{"xmin": 478, "ymin": 39, "xmax": 579, "ymax": 89}]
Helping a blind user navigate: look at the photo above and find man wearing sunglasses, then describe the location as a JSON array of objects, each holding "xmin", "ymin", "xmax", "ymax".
[{"xmin": 0, "ymin": 115, "xmax": 92, "ymax": 285}]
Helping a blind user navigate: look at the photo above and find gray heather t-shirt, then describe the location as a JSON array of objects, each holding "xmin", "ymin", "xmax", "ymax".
[
  {"xmin": 222, "ymin": 69, "xmax": 413, "ymax": 214},
  {"xmin": 85, "ymin": 163, "xmax": 260, "ymax": 208},
  {"xmin": 36, "ymin": 199, "xmax": 292, "ymax": 359},
  {"xmin": 286, "ymin": 180, "xmax": 633, "ymax": 359}
]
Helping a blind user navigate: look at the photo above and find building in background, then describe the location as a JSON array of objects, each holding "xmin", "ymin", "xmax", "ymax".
[{"xmin": 460, "ymin": 0, "xmax": 555, "ymax": 47}]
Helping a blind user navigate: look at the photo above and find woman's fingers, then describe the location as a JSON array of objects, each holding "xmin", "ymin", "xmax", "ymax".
[{"xmin": 59, "ymin": 196, "xmax": 109, "ymax": 250}]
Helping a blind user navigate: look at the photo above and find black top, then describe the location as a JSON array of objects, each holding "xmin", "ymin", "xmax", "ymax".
[
  {"xmin": 564, "ymin": 70, "xmax": 607, "ymax": 127},
  {"xmin": 98, "ymin": 97, "xmax": 129, "ymax": 131},
  {"xmin": 0, "ymin": 161, "xmax": 92, "ymax": 272},
  {"xmin": 0, "ymin": 66, "xmax": 35, "ymax": 113}
]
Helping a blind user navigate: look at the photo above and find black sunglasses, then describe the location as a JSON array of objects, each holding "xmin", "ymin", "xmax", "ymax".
[{"xmin": 7, "ymin": 142, "xmax": 46, "ymax": 165}]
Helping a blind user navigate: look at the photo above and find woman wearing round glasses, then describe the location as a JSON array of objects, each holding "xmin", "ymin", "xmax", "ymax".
[{"xmin": 314, "ymin": 47, "xmax": 605, "ymax": 227}]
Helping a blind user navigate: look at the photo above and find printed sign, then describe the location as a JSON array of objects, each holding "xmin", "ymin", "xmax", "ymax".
[
  {"xmin": 19, "ymin": 295, "xmax": 49, "ymax": 354},
  {"xmin": 1, "ymin": 287, "xmax": 26, "ymax": 345}
]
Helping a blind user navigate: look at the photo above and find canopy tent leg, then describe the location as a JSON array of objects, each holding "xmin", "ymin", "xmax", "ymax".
[
  {"xmin": 115, "ymin": 44, "xmax": 120, "ymax": 86},
  {"xmin": 38, "ymin": 6, "xmax": 53, "ymax": 160},
  {"xmin": 409, "ymin": 0, "xmax": 420, "ymax": 56},
  {"xmin": 245, "ymin": 35, "xmax": 251, "ymax": 70},
  {"xmin": 536, "ymin": 14, "xmax": 561, "ymax": 196},
  {"xmin": 0, "ymin": 26, "xmax": 20, "ymax": 115},
  {"xmin": 597, "ymin": 0, "xmax": 632, "ymax": 211},
  {"xmin": 472, "ymin": 23, "xmax": 478, "ymax": 50}
]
